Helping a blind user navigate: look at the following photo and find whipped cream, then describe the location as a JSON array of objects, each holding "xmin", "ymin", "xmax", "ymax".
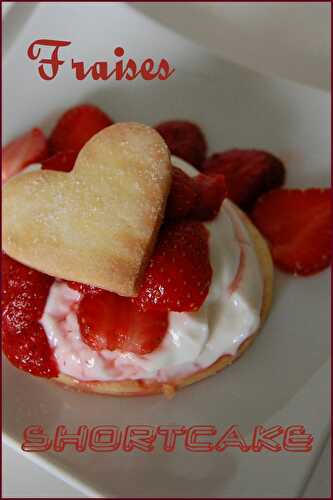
[{"xmin": 29, "ymin": 157, "xmax": 264, "ymax": 382}]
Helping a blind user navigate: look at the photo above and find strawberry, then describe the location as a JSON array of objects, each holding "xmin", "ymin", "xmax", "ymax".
[
  {"xmin": 165, "ymin": 166, "xmax": 198, "ymax": 220},
  {"xmin": 133, "ymin": 221, "xmax": 212, "ymax": 312},
  {"xmin": 48, "ymin": 104, "xmax": 113, "ymax": 154},
  {"xmin": 165, "ymin": 167, "xmax": 226, "ymax": 222},
  {"xmin": 41, "ymin": 150, "xmax": 78, "ymax": 172},
  {"xmin": 155, "ymin": 120, "xmax": 207, "ymax": 169},
  {"xmin": 252, "ymin": 188, "xmax": 331, "ymax": 275},
  {"xmin": 78, "ymin": 291, "xmax": 168, "ymax": 354},
  {"xmin": 2, "ymin": 254, "xmax": 52, "ymax": 313},
  {"xmin": 2, "ymin": 128, "xmax": 48, "ymax": 183},
  {"xmin": 202, "ymin": 149, "xmax": 285, "ymax": 210},
  {"xmin": 192, "ymin": 174, "xmax": 227, "ymax": 221},
  {"xmin": 2, "ymin": 254, "xmax": 58, "ymax": 377},
  {"xmin": 2, "ymin": 321, "xmax": 58, "ymax": 378}
]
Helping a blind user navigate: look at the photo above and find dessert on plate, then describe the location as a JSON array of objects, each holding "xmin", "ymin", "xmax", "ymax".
[{"xmin": 2, "ymin": 104, "xmax": 330, "ymax": 397}]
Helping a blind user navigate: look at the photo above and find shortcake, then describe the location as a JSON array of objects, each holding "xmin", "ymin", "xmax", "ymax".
[{"xmin": 2, "ymin": 104, "xmax": 330, "ymax": 397}]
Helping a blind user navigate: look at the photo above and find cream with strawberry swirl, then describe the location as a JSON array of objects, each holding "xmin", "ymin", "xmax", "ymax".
[{"xmin": 39, "ymin": 156, "xmax": 264, "ymax": 382}]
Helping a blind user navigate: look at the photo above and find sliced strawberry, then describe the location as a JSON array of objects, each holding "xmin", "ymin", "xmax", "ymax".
[
  {"xmin": 48, "ymin": 104, "xmax": 113, "ymax": 154},
  {"xmin": 155, "ymin": 120, "xmax": 207, "ymax": 169},
  {"xmin": 2, "ymin": 254, "xmax": 58, "ymax": 377},
  {"xmin": 133, "ymin": 221, "xmax": 212, "ymax": 312},
  {"xmin": 202, "ymin": 149, "xmax": 285, "ymax": 210},
  {"xmin": 2, "ymin": 128, "xmax": 48, "ymax": 183},
  {"xmin": 192, "ymin": 174, "xmax": 227, "ymax": 221},
  {"xmin": 165, "ymin": 166, "xmax": 198, "ymax": 220},
  {"xmin": 78, "ymin": 291, "xmax": 168, "ymax": 354},
  {"xmin": 2, "ymin": 321, "xmax": 58, "ymax": 378},
  {"xmin": 252, "ymin": 188, "xmax": 331, "ymax": 275},
  {"xmin": 2, "ymin": 254, "xmax": 51, "ymax": 313},
  {"xmin": 41, "ymin": 150, "xmax": 78, "ymax": 172}
]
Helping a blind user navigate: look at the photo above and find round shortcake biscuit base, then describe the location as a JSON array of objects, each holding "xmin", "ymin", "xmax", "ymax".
[{"xmin": 54, "ymin": 206, "xmax": 274, "ymax": 398}]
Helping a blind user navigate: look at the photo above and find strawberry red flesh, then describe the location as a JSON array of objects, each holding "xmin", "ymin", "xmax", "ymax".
[
  {"xmin": 192, "ymin": 174, "xmax": 227, "ymax": 221},
  {"xmin": 41, "ymin": 150, "xmax": 78, "ymax": 172},
  {"xmin": 252, "ymin": 188, "xmax": 331, "ymax": 275},
  {"xmin": 165, "ymin": 167, "xmax": 227, "ymax": 222},
  {"xmin": 78, "ymin": 291, "xmax": 168, "ymax": 354},
  {"xmin": 134, "ymin": 221, "xmax": 212, "ymax": 312},
  {"xmin": 165, "ymin": 166, "xmax": 198, "ymax": 220},
  {"xmin": 202, "ymin": 149, "xmax": 285, "ymax": 210},
  {"xmin": 48, "ymin": 103, "xmax": 113, "ymax": 154},
  {"xmin": 155, "ymin": 120, "xmax": 207, "ymax": 169},
  {"xmin": 2, "ymin": 128, "xmax": 48, "ymax": 183},
  {"xmin": 2, "ymin": 254, "xmax": 58, "ymax": 377}
]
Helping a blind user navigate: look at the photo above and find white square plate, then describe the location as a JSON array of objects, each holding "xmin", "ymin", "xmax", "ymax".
[{"xmin": 3, "ymin": 3, "xmax": 330, "ymax": 498}]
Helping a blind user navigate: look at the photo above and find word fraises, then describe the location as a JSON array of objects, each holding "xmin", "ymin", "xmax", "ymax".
[{"xmin": 27, "ymin": 39, "xmax": 175, "ymax": 82}]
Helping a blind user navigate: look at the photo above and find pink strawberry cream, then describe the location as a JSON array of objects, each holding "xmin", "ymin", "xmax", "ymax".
[{"xmin": 32, "ymin": 156, "xmax": 264, "ymax": 382}]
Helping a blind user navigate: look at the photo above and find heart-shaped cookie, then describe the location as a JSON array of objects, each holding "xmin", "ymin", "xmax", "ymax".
[{"xmin": 3, "ymin": 122, "xmax": 172, "ymax": 296}]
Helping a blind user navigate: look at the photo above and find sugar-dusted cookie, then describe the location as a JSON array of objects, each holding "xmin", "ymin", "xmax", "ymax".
[{"xmin": 2, "ymin": 123, "xmax": 172, "ymax": 296}]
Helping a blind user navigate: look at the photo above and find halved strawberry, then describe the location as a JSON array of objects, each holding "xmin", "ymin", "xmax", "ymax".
[
  {"xmin": 41, "ymin": 150, "xmax": 78, "ymax": 172},
  {"xmin": 2, "ymin": 254, "xmax": 58, "ymax": 377},
  {"xmin": 133, "ymin": 221, "xmax": 212, "ymax": 312},
  {"xmin": 155, "ymin": 120, "xmax": 207, "ymax": 169},
  {"xmin": 48, "ymin": 104, "xmax": 113, "ymax": 154},
  {"xmin": 192, "ymin": 174, "xmax": 227, "ymax": 221},
  {"xmin": 2, "ymin": 128, "xmax": 48, "ymax": 183},
  {"xmin": 252, "ymin": 188, "xmax": 331, "ymax": 275},
  {"xmin": 202, "ymin": 149, "xmax": 285, "ymax": 210},
  {"xmin": 165, "ymin": 166, "xmax": 198, "ymax": 220},
  {"xmin": 78, "ymin": 291, "xmax": 168, "ymax": 354}
]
